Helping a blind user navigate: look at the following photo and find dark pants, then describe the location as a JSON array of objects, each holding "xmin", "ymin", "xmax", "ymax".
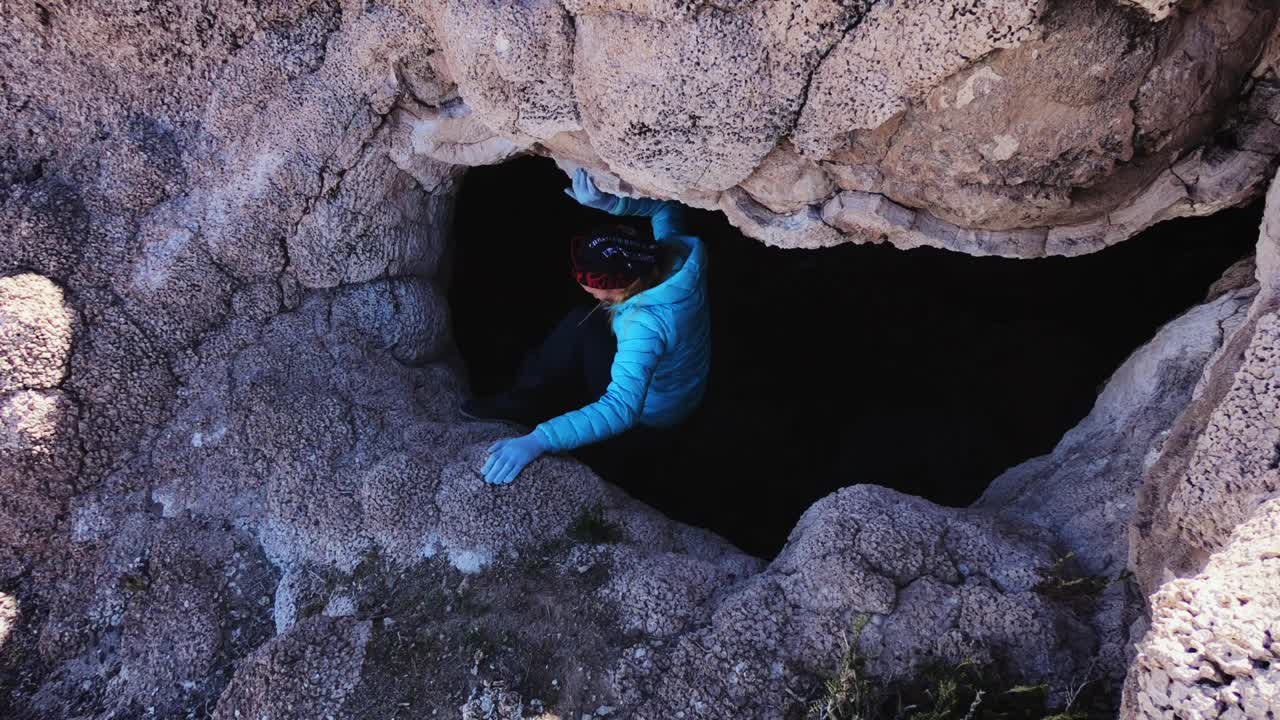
[
  {"xmin": 513, "ymin": 304, "xmax": 677, "ymax": 498},
  {"xmin": 511, "ymin": 304, "xmax": 616, "ymax": 415}
]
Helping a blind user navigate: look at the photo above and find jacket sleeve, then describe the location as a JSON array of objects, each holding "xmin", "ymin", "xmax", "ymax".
[
  {"xmin": 533, "ymin": 310, "xmax": 667, "ymax": 452},
  {"xmin": 605, "ymin": 196, "xmax": 688, "ymax": 243}
]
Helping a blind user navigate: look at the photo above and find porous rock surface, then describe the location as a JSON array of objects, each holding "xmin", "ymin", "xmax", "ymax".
[
  {"xmin": 1124, "ymin": 497, "xmax": 1280, "ymax": 719},
  {"xmin": 2, "ymin": 1, "xmax": 1279, "ymax": 719},
  {"xmin": 1119, "ymin": 169, "xmax": 1280, "ymax": 720},
  {"xmin": 977, "ymin": 260, "xmax": 1261, "ymax": 684}
]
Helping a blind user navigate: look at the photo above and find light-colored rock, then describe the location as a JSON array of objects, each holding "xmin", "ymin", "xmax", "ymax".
[
  {"xmin": 598, "ymin": 546, "xmax": 746, "ymax": 638},
  {"xmin": 1167, "ymin": 309, "xmax": 1280, "ymax": 549},
  {"xmin": 1130, "ymin": 171, "xmax": 1280, "ymax": 596},
  {"xmin": 573, "ymin": 9, "xmax": 783, "ymax": 193},
  {"xmin": 434, "ymin": 444, "xmax": 609, "ymax": 571},
  {"xmin": 0, "ymin": 274, "xmax": 75, "ymax": 392},
  {"xmin": 1133, "ymin": 309, "xmax": 1280, "ymax": 591},
  {"xmin": 430, "ymin": 0, "xmax": 579, "ymax": 142},
  {"xmin": 850, "ymin": 0, "xmax": 1277, "ymax": 233},
  {"xmin": 793, "ymin": 0, "xmax": 1043, "ymax": 155},
  {"xmin": 820, "ymin": 190, "xmax": 916, "ymax": 243},
  {"xmin": 390, "ymin": 97, "xmax": 526, "ymax": 168},
  {"xmin": 738, "ymin": 141, "xmax": 836, "ymax": 214},
  {"xmin": 719, "ymin": 187, "xmax": 845, "ymax": 249},
  {"xmin": 461, "ymin": 681, "xmax": 524, "ymax": 720},
  {"xmin": 1259, "ymin": 165, "xmax": 1280, "ymax": 293},
  {"xmin": 1120, "ymin": 0, "xmax": 1184, "ymax": 22},
  {"xmin": 979, "ymin": 266, "xmax": 1261, "ymax": 683},
  {"xmin": 821, "ymin": 190, "xmax": 1051, "ymax": 257},
  {"xmin": 1119, "ymin": 170, "xmax": 1280, "ymax": 716},
  {"xmin": 1123, "ymin": 497, "xmax": 1280, "ymax": 719},
  {"xmin": 286, "ymin": 140, "xmax": 445, "ymax": 290}
]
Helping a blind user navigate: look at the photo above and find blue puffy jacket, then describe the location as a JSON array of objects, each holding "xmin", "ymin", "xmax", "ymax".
[{"xmin": 533, "ymin": 196, "xmax": 710, "ymax": 452}]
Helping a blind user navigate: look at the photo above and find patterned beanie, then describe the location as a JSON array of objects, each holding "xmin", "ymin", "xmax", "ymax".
[{"xmin": 570, "ymin": 224, "xmax": 659, "ymax": 290}]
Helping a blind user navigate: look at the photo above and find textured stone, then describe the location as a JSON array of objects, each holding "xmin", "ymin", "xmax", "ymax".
[
  {"xmin": 598, "ymin": 547, "xmax": 746, "ymax": 638},
  {"xmin": 1259, "ymin": 165, "xmax": 1280, "ymax": 292},
  {"xmin": 793, "ymin": 0, "xmax": 1043, "ymax": 154},
  {"xmin": 1115, "ymin": 170, "xmax": 1280, "ymax": 717},
  {"xmin": 979, "ymin": 282, "xmax": 1260, "ymax": 578},
  {"xmin": 434, "ymin": 443, "xmax": 610, "ymax": 571},
  {"xmin": 3, "ymin": 2, "xmax": 1280, "ymax": 718},
  {"xmin": 0, "ymin": 274, "xmax": 74, "ymax": 393},
  {"xmin": 831, "ymin": 0, "xmax": 1277, "ymax": 237},
  {"xmin": 719, "ymin": 187, "xmax": 845, "ymax": 249},
  {"xmin": 738, "ymin": 141, "xmax": 836, "ymax": 214},
  {"xmin": 979, "ymin": 267, "xmax": 1261, "ymax": 682},
  {"xmin": 391, "ymin": 97, "xmax": 524, "ymax": 169},
  {"xmin": 1166, "ymin": 313, "xmax": 1280, "ymax": 550},
  {"xmin": 1129, "ymin": 172, "xmax": 1280, "ymax": 598},
  {"xmin": 607, "ymin": 485, "xmax": 1093, "ymax": 718},
  {"xmin": 1133, "ymin": 310, "xmax": 1280, "ymax": 592},
  {"xmin": 1123, "ymin": 497, "xmax": 1280, "ymax": 719},
  {"xmin": 211, "ymin": 616, "xmax": 372, "ymax": 720},
  {"xmin": 1121, "ymin": 0, "xmax": 1184, "ymax": 21},
  {"xmin": 109, "ymin": 522, "xmax": 268, "ymax": 714},
  {"xmin": 430, "ymin": 0, "xmax": 579, "ymax": 142},
  {"xmin": 568, "ymin": 1, "xmax": 862, "ymax": 194},
  {"xmin": 0, "ymin": 389, "xmax": 79, "ymax": 578},
  {"xmin": 6, "ymin": 0, "xmax": 1274, "ymax": 256},
  {"xmin": 821, "ymin": 190, "xmax": 1052, "ymax": 257},
  {"xmin": 820, "ymin": 190, "xmax": 916, "ymax": 242},
  {"xmin": 461, "ymin": 682, "xmax": 525, "ymax": 720}
]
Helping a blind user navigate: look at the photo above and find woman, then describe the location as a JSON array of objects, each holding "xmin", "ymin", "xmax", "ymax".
[{"xmin": 462, "ymin": 168, "xmax": 710, "ymax": 486}]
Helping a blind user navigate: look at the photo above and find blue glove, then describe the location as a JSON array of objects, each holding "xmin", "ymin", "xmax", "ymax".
[
  {"xmin": 482, "ymin": 432, "xmax": 551, "ymax": 485},
  {"xmin": 563, "ymin": 167, "xmax": 617, "ymax": 212}
]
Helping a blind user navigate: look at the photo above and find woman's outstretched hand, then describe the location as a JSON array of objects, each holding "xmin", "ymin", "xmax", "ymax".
[
  {"xmin": 563, "ymin": 167, "xmax": 616, "ymax": 212},
  {"xmin": 482, "ymin": 432, "xmax": 550, "ymax": 485}
]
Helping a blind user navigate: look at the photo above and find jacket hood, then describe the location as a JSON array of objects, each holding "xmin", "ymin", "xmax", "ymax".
[{"xmin": 618, "ymin": 233, "xmax": 705, "ymax": 310}]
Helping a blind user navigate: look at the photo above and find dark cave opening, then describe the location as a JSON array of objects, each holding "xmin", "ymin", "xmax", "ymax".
[{"xmin": 448, "ymin": 155, "xmax": 1260, "ymax": 558}]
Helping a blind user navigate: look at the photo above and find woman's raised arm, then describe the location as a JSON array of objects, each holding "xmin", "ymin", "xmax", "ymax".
[{"xmin": 564, "ymin": 168, "xmax": 688, "ymax": 241}]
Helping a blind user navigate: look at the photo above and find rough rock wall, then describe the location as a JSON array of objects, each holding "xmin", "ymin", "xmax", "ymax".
[
  {"xmin": 2, "ymin": 1, "xmax": 1280, "ymax": 719},
  {"xmin": 978, "ymin": 264, "xmax": 1260, "ymax": 579},
  {"xmin": 1131, "ymin": 167, "xmax": 1280, "ymax": 597},
  {"xmin": 1121, "ymin": 169, "xmax": 1280, "ymax": 720},
  {"xmin": 976, "ymin": 260, "xmax": 1261, "ymax": 684},
  {"xmin": 1124, "ymin": 497, "xmax": 1280, "ymax": 718}
]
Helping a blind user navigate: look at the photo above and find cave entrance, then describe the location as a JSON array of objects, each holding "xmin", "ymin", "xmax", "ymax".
[{"xmin": 448, "ymin": 155, "xmax": 1259, "ymax": 558}]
